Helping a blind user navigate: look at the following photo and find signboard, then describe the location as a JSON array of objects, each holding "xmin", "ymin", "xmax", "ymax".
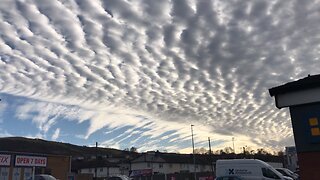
[
  {"xmin": 0, "ymin": 155, "xmax": 10, "ymax": 166},
  {"xmin": 15, "ymin": 155, "xmax": 47, "ymax": 167}
]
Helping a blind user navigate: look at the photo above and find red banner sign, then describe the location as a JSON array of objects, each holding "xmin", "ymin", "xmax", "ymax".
[
  {"xmin": 0, "ymin": 154, "xmax": 11, "ymax": 166},
  {"xmin": 15, "ymin": 155, "xmax": 47, "ymax": 167}
]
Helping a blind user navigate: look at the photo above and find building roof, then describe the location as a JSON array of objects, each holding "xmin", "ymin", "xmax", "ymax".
[
  {"xmin": 72, "ymin": 159, "xmax": 119, "ymax": 170},
  {"xmin": 269, "ymin": 74, "xmax": 320, "ymax": 96}
]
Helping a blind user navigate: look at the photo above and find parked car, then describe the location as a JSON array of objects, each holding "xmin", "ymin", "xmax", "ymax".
[
  {"xmin": 215, "ymin": 176, "xmax": 244, "ymax": 180},
  {"xmin": 105, "ymin": 175, "xmax": 131, "ymax": 180},
  {"xmin": 276, "ymin": 168, "xmax": 299, "ymax": 180},
  {"xmin": 27, "ymin": 174, "xmax": 57, "ymax": 180}
]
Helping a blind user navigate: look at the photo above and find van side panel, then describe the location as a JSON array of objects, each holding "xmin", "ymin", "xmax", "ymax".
[
  {"xmin": 216, "ymin": 164, "xmax": 262, "ymax": 180},
  {"xmin": 216, "ymin": 159, "xmax": 286, "ymax": 180}
]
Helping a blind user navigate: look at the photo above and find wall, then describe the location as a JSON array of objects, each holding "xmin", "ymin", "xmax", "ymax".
[
  {"xmin": 80, "ymin": 167, "xmax": 120, "ymax": 177},
  {"xmin": 289, "ymin": 103, "xmax": 320, "ymax": 180},
  {"xmin": 297, "ymin": 152, "xmax": 320, "ymax": 179},
  {"xmin": 131, "ymin": 162, "xmax": 213, "ymax": 175},
  {"xmin": 47, "ymin": 155, "xmax": 71, "ymax": 180}
]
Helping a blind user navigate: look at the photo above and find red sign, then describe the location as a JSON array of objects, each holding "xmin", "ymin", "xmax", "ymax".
[
  {"xmin": 15, "ymin": 155, "xmax": 47, "ymax": 167},
  {"xmin": 0, "ymin": 154, "xmax": 11, "ymax": 166}
]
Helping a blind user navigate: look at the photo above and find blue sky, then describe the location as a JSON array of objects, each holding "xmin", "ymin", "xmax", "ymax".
[{"xmin": 1, "ymin": 0, "xmax": 319, "ymax": 153}]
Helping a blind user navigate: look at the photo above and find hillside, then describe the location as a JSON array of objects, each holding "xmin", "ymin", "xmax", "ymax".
[{"xmin": 0, "ymin": 137, "xmax": 134, "ymax": 158}]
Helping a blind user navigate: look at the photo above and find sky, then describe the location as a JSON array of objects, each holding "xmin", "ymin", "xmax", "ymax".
[{"xmin": 0, "ymin": 0, "xmax": 319, "ymax": 154}]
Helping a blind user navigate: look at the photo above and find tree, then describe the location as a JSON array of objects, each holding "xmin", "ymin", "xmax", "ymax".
[
  {"xmin": 123, "ymin": 147, "xmax": 138, "ymax": 152},
  {"xmin": 194, "ymin": 147, "xmax": 208, "ymax": 154},
  {"xmin": 256, "ymin": 148, "xmax": 271, "ymax": 155},
  {"xmin": 130, "ymin": 147, "xmax": 138, "ymax": 152},
  {"xmin": 224, "ymin": 147, "xmax": 234, "ymax": 154},
  {"xmin": 277, "ymin": 151, "xmax": 284, "ymax": 156}
]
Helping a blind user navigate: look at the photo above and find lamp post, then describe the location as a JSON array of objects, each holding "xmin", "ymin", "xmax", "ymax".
[
  {"xmin": 208, "ymin": 137, "xmax": 214, "ymax": 178},
  {"xmin": 232, "ymin": 137, "xmax": 235, "ymax": 153},
  {"xmin": 191, "ymin": 125, "xmax": 196, "ymax": 180}
]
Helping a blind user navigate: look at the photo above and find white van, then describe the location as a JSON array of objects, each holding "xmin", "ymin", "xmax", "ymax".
[{"xmin": 215, "ymin": 159, "xmax": 293, "ymax": 180}]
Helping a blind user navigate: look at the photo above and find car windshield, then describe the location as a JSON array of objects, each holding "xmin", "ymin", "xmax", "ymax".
[{"xmin": 276, "ymin": 169, "xmax": 287, "ymax": 176}]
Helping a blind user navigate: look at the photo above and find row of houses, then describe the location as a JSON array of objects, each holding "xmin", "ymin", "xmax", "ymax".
[
  {"xmin": 0, "ymin": 148, "xmax": 295, "ymax": 179},
  {"xmin": 71, "ymin": 150, "xmax": 285, "ymax": 179}
]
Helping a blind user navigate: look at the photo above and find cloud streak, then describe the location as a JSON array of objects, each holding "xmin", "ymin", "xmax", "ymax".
[{"xmin": 1, "ymin": 0, "xmax": 319, "ymax": 152}]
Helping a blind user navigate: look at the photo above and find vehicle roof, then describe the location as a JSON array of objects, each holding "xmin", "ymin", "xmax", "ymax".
[{"xmin": 216, "ymin": 159, "xmax": 269, "ymax": 165}]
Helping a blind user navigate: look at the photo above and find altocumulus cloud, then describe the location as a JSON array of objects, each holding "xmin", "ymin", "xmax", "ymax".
[{"xmin": 0, "ymin": 0, "xmax": 320, "ymax": 152}]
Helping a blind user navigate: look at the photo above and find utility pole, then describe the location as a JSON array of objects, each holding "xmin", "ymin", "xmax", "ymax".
[
  {"xmin": 95, "ymin": 142, "xmax": 98, "ymax": 179},
  {"xmin": 208, "ymin": 137, "xmax": 214, "ymax": 178},
  {"xmin": 191, "ymin": 125, "xmax": 196, "ymax": 180},
  {"xmin": 243, "ymin": 146, "xmax": 247, "ymax": 158},
  {"xmin": 232, "ymin": 137, "xmax": 235, "ymax": 153}
]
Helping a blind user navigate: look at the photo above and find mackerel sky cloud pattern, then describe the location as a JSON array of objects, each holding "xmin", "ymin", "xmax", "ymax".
[{"xmin": 0, "ymin": 0, "xmax": 320, "ymax": 152}]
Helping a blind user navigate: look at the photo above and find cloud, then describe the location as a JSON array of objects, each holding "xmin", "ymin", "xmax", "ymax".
[
  {"xmin": 0, "ymin": 100, "xmax": 7, "ymax": 123},
  {"xmin": 1, "ymin": 0, "xmax": 320, "ymax": 152},
  {"xmin": 51, "ymin": 128, "xmax": 60, "ymax": 141},
  {"xmin": 0, "ymin": 130, "xmax": 12, "ymax": 137}
]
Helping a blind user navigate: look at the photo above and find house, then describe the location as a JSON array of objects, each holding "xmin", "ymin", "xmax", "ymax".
[
  {"xmin": 130, "ymin": 151, "xmax": 214, "ymax": 176},
  {"xmin": 72, "ymin": 151, "xmax": 137, "ymax": 177},
  {"xmin": 72, "ymin": 159, "xmax": 123, "ymax": 178}
]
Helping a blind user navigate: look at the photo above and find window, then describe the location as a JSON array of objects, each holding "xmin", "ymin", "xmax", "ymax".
[
  {"xmin": 276, "ymin": 169, "xmax": 286, "ymax": 176},
  {"xmin": 262, "ymin": 168, "xmax": 280, "ymax": 179},
  {"xmin": 100, "ymin": 168, "xmax": 103, "ymax": 172},
  {"xmin": 169, "ymin": 164, "xmax": 173, "ymax": 168},
  {"xmin": 159, "ymin": 163, "xmax": 163, "ymax": 168},
  {"xmin": 147, "ymin": 162, "xmax": 151, "ymax": 167}
]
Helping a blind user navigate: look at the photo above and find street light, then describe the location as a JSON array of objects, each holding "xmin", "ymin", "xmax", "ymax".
[{"xmin": 191, "ymin": 125, "xmax": 196, "ymax": 180}]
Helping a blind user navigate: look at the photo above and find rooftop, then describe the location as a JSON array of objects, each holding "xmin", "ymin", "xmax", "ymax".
[{"xmin": 269, "ymin": 74, "xmax": 320, "ymax": 96}]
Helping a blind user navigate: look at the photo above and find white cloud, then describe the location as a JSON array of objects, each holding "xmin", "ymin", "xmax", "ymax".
[
  {"xmin": 52, "ymin": 128, "xmax": 60, "ymax": 141},
  {"xmin": 1, "ymin": 0, "xmax": 319, "ymax": 152}
]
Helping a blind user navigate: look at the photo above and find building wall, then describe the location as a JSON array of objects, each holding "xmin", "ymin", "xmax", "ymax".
[
  {"xmin": 298, "ymin": 152, "xmax": 320, "ymax": 180},
  {"xmin": 131, "ymin": 162, "xmax": 149, "ymax": 170},
  {"xmin": 131, "ymin": 162, "xmax": 212, "ymax": 175},
  {"xmin": 80, "ymin": 167, "xmax": 120, "ymax": 177},
  {"xmin": 47, "ymin": 155, "xmax": 71, "ymax": 180}
]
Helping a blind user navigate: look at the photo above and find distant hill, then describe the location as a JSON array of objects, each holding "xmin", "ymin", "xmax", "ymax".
[{"xmin": 0, "ymin": 137, "xmax": 135, "ymax": 158}]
